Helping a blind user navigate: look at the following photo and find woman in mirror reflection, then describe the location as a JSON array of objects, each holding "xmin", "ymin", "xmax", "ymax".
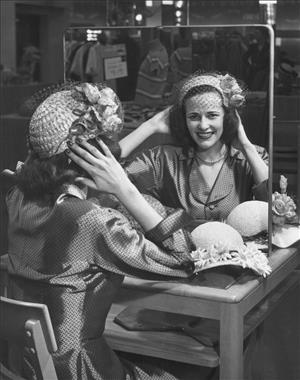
[
  {"xmin": 6, "ymin": 82, "xmax": 218, "ymax": 379},
  {"xmin": 117, "ymin": 71, "xmax": 269, "ymax": 228}
]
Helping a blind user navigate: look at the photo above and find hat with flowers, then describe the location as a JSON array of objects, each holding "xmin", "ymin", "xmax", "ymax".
[
  {"xmin": 272, "ymin": 175, "xmax": 300, "ymax": 248},
  {"xmin": 191, "ymin": 221, "xmax": 271, "ymax": 277},
  {"xmin": 28, "ymin": 82, "xmax": 123, "ymax": 158},
  {"xmin": 178, "ymin": 72, "xmax": 246, "ymax": 109}
]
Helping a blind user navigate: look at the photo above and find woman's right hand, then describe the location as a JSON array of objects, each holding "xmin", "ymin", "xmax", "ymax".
[
  {"xmin": 66, "ymin": 138, "xmax": 164, "ymax": 231},
  {"xmin": 119, "ymin": 106, "xmax": 171, "ymax": 158},
  {"xmin": 143, "ymin": 106, "xmax": 171, "ymax": 135},
  {"xmin": 66, "ymin": 139, "xmax": 133, "ymax": 197}
]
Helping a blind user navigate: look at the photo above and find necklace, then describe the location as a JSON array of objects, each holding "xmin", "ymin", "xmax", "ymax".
[{"xmin": 196, "ymin": 149, "xmax": 228, "ymax": 166}]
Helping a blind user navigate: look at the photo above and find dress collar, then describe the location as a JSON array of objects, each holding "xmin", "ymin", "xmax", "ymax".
[
  {"xmin": 57, "ymin": 184, "xmax": 87, "ymax": 203},
  {"xmin": 178, "ymin": 145, "xmax": 243, "ymax": 163}
]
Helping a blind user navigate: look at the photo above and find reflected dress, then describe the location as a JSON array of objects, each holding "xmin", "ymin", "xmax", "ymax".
[
  {"xmin": 6, "ymin": 184, "xmax": 194, "ymax": 380},
  {"xmin": 123, "ymin": 144, "xmax": 268, "ymax": 225}
]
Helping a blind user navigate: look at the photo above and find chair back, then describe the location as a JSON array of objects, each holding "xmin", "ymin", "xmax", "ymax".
[{"xmin": 0, "ymin": 296, "xmax": 58, "ymax": 380}]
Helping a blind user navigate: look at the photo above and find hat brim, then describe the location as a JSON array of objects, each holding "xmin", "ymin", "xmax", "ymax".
[{"xmin": 192, "ymin": 243, "xmax": 272, "ymax": 277}]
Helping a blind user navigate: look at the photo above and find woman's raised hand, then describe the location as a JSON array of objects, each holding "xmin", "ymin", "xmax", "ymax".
[
  {"xmin": 145, "ymin": 106, "xmax": 171, "ymax": 134},
  {"xmin": 118, "ymin": 106, "xmax": 171, "ymax": 158},
  {"xmin": 66, "ymin": 138, "xmax": 164, "ymax": 230},
  {"xmin": 66, "ymin": 139, "xmax": 132, "ymax": 196},
  {"xmin": 232, "ymin": 110, "xmax": 268, "ymax": 184},
  {"xmin": 231, "ymin": 110, "xmax": 251, "ymax": 152}
]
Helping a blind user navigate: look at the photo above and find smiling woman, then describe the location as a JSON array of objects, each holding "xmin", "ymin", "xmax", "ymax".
[{"xmin": 120, "ymin": 71, "xmax": 269, "ymax": 226}]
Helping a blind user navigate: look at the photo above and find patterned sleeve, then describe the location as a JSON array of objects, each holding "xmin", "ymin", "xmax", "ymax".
[
  {"xmin": 84, "ymin": 205, "xmax": 194, "ymax": 280},
  {"xmin": 121, "ymin": 146, "xmax": 163, "ymax": 199}
]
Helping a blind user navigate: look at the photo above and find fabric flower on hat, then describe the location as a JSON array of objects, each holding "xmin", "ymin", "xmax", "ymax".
[
  {"xmin": 70, "ymin": 83, "xmax": 123, "ymax": 139},
  {"xmin": 230, "ymin": 93, "xmax": 245, "ymax": 108},
  {"xmin": 191, "ymin": 241, "xmax": 271, "ymax": 277},
  {"xmin": 272, "ymin": 175, "xmax": 300, "ymax": 248},
  {"xmin": 272, "ymin": 192, "xmax": 297, "ymax": 225},
  {"xmin": 219, "ymin": 74, "xmax": 245, "ymax": 108},
  {"xmin": 190, "ymin": 221, "xmax": 271, "ymax": 277},
  {"xmin": 272, "ymin": 175, "xmax": 298, "ymax": 226},
  {"xmin": 75, "ymin": 82, "xmax": 101, "ymax": 104}
]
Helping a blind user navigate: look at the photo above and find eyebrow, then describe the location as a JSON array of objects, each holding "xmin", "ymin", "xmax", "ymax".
[{"xmin": 186, "ymin": 109, "xmax": 222, "ymax": 114}]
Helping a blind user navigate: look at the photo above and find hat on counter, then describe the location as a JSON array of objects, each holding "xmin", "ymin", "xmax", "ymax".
[
  {"xmin": 226, "ymin": 200, "xmax": 269, "ymax": 237},
  {"xmin": 28, "ymin": 82, "xmax": 124, "ymax": 158},
  {"xmin": 191, "ymin": 221, "xmax": 271, "ymax": 277}
]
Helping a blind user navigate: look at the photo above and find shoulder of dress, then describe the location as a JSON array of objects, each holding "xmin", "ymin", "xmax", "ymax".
[
  {"xmin": 228, "ymin": 146, "xmax": 245, "ymax": 161},
  {"xmin": 55, "ymin": 194, "xmax": 99, "ymax": 218},
  {"xmin": 156, "ymin": 144, "xmax": 186, "ymax": 158},
  {"xmin": 229, "ymin": 144, "xmax": 267, "ymax": 160}
]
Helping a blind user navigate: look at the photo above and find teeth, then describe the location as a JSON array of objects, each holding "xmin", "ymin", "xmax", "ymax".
[{"xmin": 197, "ymin": 132, "xmax": 213, "ymax": 138}]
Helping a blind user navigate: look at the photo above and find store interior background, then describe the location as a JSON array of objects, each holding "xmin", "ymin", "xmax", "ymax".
[{"xmin": 0, "ymin": 1, "xmax": 299, "ymax": 379}]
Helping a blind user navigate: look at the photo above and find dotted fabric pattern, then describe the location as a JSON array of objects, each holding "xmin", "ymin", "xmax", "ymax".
[{"xmin": 6, "ymin": 185, "xmax": 194, "ymax": 380}]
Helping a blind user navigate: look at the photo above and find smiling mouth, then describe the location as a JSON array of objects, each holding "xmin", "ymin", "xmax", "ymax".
[{"xmin": 196, "ymin": 131, "xmax": 214, "ymax": 139}]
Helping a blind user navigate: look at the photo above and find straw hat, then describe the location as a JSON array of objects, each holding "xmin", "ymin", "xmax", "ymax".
[
  {"xmin": 226, "ymin": 200, "xmax": 268, "ymax": 237},
  {"xmin": 191, "ymin": 221, "xmax": 271, "ymax": 277},
  {"xmin": 177, "ymin": 72, "xmax": 245, "ymax": 109},
  {"xmin": 28, "ymin": 83, "xmax": 123, "ymax": 158}
]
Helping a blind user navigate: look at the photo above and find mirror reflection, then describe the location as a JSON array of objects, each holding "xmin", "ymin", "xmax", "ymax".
[
  {"xmin": 65, "ymin": 25, "xmax": 272, "ymax": 148},
  {"xmin": 64, "ymin": 25, "xmax": 273, "ymax": 252}
]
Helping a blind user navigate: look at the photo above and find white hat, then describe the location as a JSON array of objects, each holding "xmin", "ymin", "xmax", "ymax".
[{"xmin": 191, "ymin": 222, "xmax": 271, "ymax": 277}]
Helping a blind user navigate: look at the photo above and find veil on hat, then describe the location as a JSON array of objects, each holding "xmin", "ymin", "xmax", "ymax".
[
  {"xmin": 19, "ymin": 81, "xmax": 82, "ymax": 117},
  {"xmin": 174, "ymin": 70, "xmax": 246, "ymax": 109}
]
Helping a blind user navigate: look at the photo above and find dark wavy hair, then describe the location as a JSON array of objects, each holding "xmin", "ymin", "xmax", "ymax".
[
  {"xmin": 15, "ymin": 151, "xmax": 77, "ymax": 204},
  {"xmin": 15, "ymin": 137, "xmax": 121, "ymax": 204},
  {"xmin": 169, "ymin": 85, "xmax": 240, "ymax": 155}
]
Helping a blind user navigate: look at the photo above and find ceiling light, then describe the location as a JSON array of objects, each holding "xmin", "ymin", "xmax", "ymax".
[
  {"xmin": 135, "ymin": 13, "xmax": 143, "ymax": 22},
  {"xmin": 175, "ymin": 1, "xmax": 184, "ymax": 8},
  {"xmin": 259, "ymin": 0, "xmax": 277, "ymax": 4}
]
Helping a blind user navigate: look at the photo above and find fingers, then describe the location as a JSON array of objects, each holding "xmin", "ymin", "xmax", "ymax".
[
  {"xmin": 160, "ymin": 106, "xmax": 171, "ymax": 117},
  {"xmin": 74, "ymin": 139, "xmax": 106, "ymax": 160},
  {"xmin": 96, "ymin": 138, "xmax": 114, "ymax": 159},
  {"xmin": 1, "ymin": 169, "xmax": 16, "ymax": 178},
  {"xmin": 67, "ymin": 141, "xmax": 105, "ymax": 167},
  {"xmin": 234, "ymin": 109, "xmax": 241, "ymax": 122},
  {"xmin": 65, "ymin": 148, "xmax": 94, "ymax": 172}
]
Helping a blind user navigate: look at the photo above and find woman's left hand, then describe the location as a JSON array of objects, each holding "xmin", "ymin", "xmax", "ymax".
[{"xmin": 231, "ymin": 110, "xmax": 251, "ymax": 152}]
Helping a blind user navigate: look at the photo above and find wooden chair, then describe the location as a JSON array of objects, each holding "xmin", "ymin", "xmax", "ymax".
[{"xmin": 0, "ymin": 296, "xmax": 58, "ymax": 380}]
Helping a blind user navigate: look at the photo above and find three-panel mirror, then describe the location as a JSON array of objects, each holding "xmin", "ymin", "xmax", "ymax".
[{"xmin": 64, "ymin": 25, "xmax": 274, "ymax": 254}]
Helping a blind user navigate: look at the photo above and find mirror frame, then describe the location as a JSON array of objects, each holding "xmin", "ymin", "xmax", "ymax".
[{"xmin": 64, "ymin": 24, "xmax": 274, "ymax": 255}]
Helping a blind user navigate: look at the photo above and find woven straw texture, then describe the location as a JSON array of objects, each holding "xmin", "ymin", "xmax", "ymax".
[
  {"xmin": 178, "ymin": 75, "xmax": 225, "ymax": 105},
  {"xmin": 29, "ymin": 90, "xmax": 80, "ymax": 158}
]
